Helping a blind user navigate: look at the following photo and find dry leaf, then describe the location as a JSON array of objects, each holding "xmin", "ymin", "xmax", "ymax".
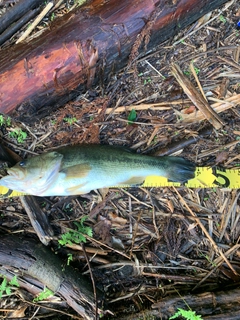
[
  {"xmin": 7, "ymin": 305, "xmax": 27, "ymax": 318},
  {"xmin": 167, "ymin": 200, "xmax": 174, "ymax": 213},
  {"xmin": 94, "ymin": 216, "xmax": 112, "ymax": 244},
  {"xmin": 108, "ymin": 212, "xmax": 128, "ymax": 226},
  {"xmin": 183, "ymin": 105, "xmax": 196, "ymax": 114},
  {"xmin": 215, "ymin": 151, "xmax": 228, "ymax": 164},
  {"xmin": 187, "ymin": 223, "xmax": 197, "ymax": 231}
]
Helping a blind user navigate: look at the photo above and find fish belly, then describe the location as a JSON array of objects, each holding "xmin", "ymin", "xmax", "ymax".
[{"xmin": 39, "ymin": 165, "xmax": 160, "ymax": 196}]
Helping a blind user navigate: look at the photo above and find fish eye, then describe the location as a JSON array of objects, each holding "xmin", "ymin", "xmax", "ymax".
[{"xmin": 19, "ymin": 161, "xmax": 26, "ymax": 167}]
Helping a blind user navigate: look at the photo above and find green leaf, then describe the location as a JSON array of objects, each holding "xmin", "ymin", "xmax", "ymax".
[
  {"xmin": 0, "ymin": 115, "xmax": 4, "ymax": 126},
  {"xmin": 127, "ymin": 109, "xmax": 137, "ymax": 124},
  {"xmin": 58, "ymin": 217, "xmax": 92, "ymax": 246},
  {"xmin": 9, "ymin": 275, "xmax": 20, "ymax": 287},
  {"xmin": 9, "ymin": 129, "xmax": 27, "ymax": 143},
  {"xmin": 0, "ymin": 277, "xmax": 7, "ymax": 292},
  {"xmin": 33, "ymin": 287, "xmax": 54, "ymax": 302},
  {"xmin": 0, "ymin": 275, "xmax": 19, "ymax": 299},
  {"xmin": 0, "ymin": 115, "xmax": 11, "ymax": 126},
  {"xmin": 169, "ymin": 308, "xmax": 203, "ymax": 320},
  {"xmin": 63, "ymin": 116, "xmax": 77, "ymax": 125},
  {"xmin": 5, "ymin": 287, "xmax": 11, "ymax": 295}
]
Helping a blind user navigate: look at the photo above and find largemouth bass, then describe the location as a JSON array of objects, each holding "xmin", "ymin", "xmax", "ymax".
[{"xmin": 0, "ymin": 145, "xmax": 196, "ymax": 196}]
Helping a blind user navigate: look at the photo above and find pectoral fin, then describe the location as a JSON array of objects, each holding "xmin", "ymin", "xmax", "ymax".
[{"xmin": 61, "ymin": 163, "xmax": 91, "ymax": 179}]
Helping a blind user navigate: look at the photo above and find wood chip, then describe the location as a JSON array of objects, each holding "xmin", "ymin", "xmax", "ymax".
[{"xmin": 171, "ymin": 63, "xmax": 225, "ymax": 129}]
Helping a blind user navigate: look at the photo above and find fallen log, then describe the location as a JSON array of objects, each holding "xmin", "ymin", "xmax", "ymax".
[
  {"xmin": 120, "ymin": 287, "xmax": 240, "ymax": 319},
  {"xmin": 0, "ymin": 0, "xmax": 229, "ymax": 122},
  {"xmin": 0, "ymin": 235, "xmax": 100, "ymax": 319}
]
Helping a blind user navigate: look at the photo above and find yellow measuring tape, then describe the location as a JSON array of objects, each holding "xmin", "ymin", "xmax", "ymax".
[
  {"xmin": 0, "ymin": 166, "xmax": 239, "ymax": 198},
  {"xmin": 143, "ymin": 166, "xmax": 240, "ymax": 189}
]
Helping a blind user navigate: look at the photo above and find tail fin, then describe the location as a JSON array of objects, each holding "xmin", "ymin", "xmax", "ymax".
[{"xmin": 164, "ymin": 157, "xmax": 196, "ymax": 183}]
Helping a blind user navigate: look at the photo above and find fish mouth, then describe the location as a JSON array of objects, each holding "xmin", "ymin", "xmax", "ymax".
[{"xmin": 7, "ymin": 167, "xmax": 25, "ymax": 180}]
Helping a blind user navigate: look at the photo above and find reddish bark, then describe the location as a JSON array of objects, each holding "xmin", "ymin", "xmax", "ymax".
[{"xmin": 0, "ymin": 0, "xmax": 228, "ymax": 122}]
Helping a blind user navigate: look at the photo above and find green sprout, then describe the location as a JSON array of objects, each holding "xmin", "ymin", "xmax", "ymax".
[
  {"xmin": 63, "ymin": 116, "xmax": 77, "ymax": 125},
  {"xmin": 33, "ymin": 287, "xmax": 54, "ymax": 302},
  {"xmin": 219, "ymin": 15, "xmax": 226, "ymax": 24},
  {"xmin": 75, "ymin": 0, "xmax": 87, "ymax": 7},
  {"xmin": 0, "ymin": 275, "xmax": 19, "ymax": 299},
  {"xmin": 9, "ymin": 129, "xmax": 27, "ymax": 143},
  {"xmin": 151, "ymin": 135, "xmax": 158, "ymax": 144},
  {"xmin": 58, "ymin": 217, "xmax": 93, "ymax": 246},
  {"xmin": 184, "ymin": 65, "xmax": 200, "ymax": 76},
  {"xmin": 199, "ymin": 251, "xmax": 217, "ymax": 267},
  {"xmin": 50, "ymin": 13, "xmax": 55, "ymax": 21},
  {"xmin": 170, "ymin": 308, "xmax": 203, "ymax": 320},
  {"xmin": 193, "ymin": 66, "xmax": 200, "ymax": 75},
  {"xmin": 144, "ymin": 77, "xmax": 151, "ymax": 85},
  {"xmin": 0, "ymin": 115, "xmax": 11, "ymax": 127},
  {"xmin": 127, "ymin": 109, "xmax": 137, "ymax": 125},
  {"xmin": 67, "ymin": 253, "xmax": 73, "ymax": 266}
]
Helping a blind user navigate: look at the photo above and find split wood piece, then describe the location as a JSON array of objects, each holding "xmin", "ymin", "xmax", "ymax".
[
  {"xmin": 0, "ymin": 235, "xmax": 100, "ymax": 319},
  {"xmin": 171, "ymin": 63, "xmax": 225, "ymax": 129},
  {"xmin": 0, "ymin": 0, "xmax": 229, "ymax": 122},
  {"xmin": 0, "ymin": 143, "xmax": 54, "ymax": 245},
  {"xmin": 0, "ymin": 0, "xmax": 45, "ymax": 35},
  {"xmin": 20, "ymin": 196, "xmax": 54, "ymax": 246},
  {"xmin": 179, "ymin": 94, "xmax": 240, "ymax": 123}
]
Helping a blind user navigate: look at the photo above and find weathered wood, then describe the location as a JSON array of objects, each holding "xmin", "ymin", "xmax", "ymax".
[
  {"xmin": 0, "ymin": 235, "xmax": 99, "ymax": 319},
  {"xmin": 20, "ymin": 195, "xmax": 54, "ymax": 245},
  {"xmin": 0, "ymin": 0, "xmax": 229, "ymax": 122}
]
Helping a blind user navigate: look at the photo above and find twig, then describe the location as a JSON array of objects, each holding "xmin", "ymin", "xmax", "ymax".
[
  {"xmin": 190, "ymin": 62, "xmax": 206, "ymax": 101},
  {"xmin": 145, "ymin": 60, "xmax": 165, "ymax": 79},
  {"xmin": 16, "ymin": 1, "xmax": 53, "ymax": 43},
  {"xmin": 102, "ymin": 99, "xmax": 192, "ymax": 115},
  {"xmin": 152, "ymin": 126, "xmax": 212, "ymax": 156}
]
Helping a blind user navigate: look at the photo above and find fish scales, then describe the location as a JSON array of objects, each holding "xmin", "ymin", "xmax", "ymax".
[{"xmin": 58, "ymin": 145, "xmax": 170, "ymax": 174}]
